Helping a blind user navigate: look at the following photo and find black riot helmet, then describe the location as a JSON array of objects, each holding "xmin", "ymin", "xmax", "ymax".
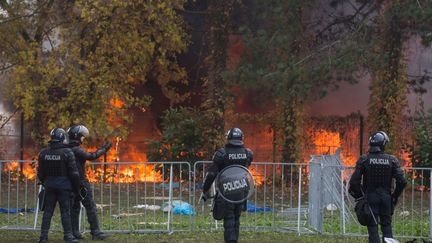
[
  {"xmin": 226, "ymin": 128, "xmax": 244, "ymax": 146},
  {"xmin": 50, "ymin": 128, "xmax": 68, "ymax": 144},
  {"xmin": 369, "ymin": 131, "xmax": 390, "ymax": 151},
  {"xmin": 67, "ymin": 125, "xmax": 90, "ymax": 143}
]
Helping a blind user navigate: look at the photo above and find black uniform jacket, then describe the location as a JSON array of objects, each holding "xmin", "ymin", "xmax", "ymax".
[
  {"xmin": 38, "ymin": 141, "xmax": 81, "ymax": 192},
  {"xmin": 203, "ymin": 144, "xmax": 254, "ymax": 192}
]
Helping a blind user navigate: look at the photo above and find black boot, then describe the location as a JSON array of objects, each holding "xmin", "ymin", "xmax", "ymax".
[
  {"xmin": 64, "ymin": 239, "xmax": 79, "ymax": 243},
  {"xmin": 64, "ymin": 233, "xmax": 79, "ymax": 243},
  {"xmin": 39, "ymin": 231, "xmax": 48, "ymax": 243},
  {"xmin": 38, "ymin": 237, "xmax": 48, "ymax": 243},
  {"xmin": 73, "ymin": 231, "xmax": 84, "ymax": 240},
  {"xmin": 92, "ymin": 231, "xmax": 109, "ymax": 240}
]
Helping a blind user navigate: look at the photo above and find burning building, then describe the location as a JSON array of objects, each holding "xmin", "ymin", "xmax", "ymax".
[{"xmin": 0, "ymin": 0, "xmax": 431, "ymax": 182}]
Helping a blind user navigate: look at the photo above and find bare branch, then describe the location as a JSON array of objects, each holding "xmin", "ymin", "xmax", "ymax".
[
  {"xmin": 417, "ymin": 0, "xmax": 423, "ymax": 11},
  {"xmin": 0, "ymin": 63, "xmax": 14, "ymax": 71},
  {"xmin": 0, "ymin": 108, "xmax": 18, "ymax": 130},
  {"xmin": 0, "ymin": 0, "xmax": 50, "ymax": 26}
]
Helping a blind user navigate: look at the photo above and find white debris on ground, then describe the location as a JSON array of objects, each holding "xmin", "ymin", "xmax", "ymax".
[
  {"xmin": 326, "ymin": 204, "xmax": 338, "ymax": 211},
  {"xmin": 96, "ymin": 204, "xmax": 114, "ymax": 210},
  {"xmin": 112, "ymin": 213, "xmax": 145, "ymax": 219},
  {"xmin": 132, "ymin": 204, "xmax": 161, "ymax": 210},
  {"xmin": 137, "ymin": 222, "xmax": 168, "ymax": 225}
]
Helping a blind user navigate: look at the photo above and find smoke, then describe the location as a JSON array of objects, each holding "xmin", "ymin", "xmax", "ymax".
[
  {"xmin": 307, "ymin": 36, "xmax": 432, "ymax": 117},
  {"xmin": 0, "ymin": 79, "xmax": 19, "ymax": 159}
]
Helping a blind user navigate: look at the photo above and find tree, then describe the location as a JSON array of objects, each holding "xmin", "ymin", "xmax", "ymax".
[
  {"xmin": 200, "ymin": 0, "xmax": 237, "ymax": 153},
  {"xmin": 367, "ymin": 0, "xmax": 432, "ymax": 153},
  {"xmin": 406, "ymin": 97, "xmax": 432, "ymax": 168},
  {"xmin": 229, "ymin": 0, "xmax": 370, "ymax": 162},
  {"xmin": 367, "ymin": 1, "xmax": 408, "ymax": 153},
  {"xmin": 0, "ymin": 0, "xmax": 188, "ymax": 148}
]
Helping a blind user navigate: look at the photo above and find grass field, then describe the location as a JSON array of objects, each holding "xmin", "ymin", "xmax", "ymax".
[
  {"xmin": 0, "ymin": 230, "xmax": 370, "ymax": 242},
  {"xmin": 1, "ymin": 181, "xmax": 429, "ymax": 236}
]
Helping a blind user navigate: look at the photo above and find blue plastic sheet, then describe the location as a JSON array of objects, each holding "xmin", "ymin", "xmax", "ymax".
[
  {"xmin": 162, "ymin": 200, "xmax": 196, "ymax": 215},
  {"xmin": 0, "ymin": 208, "xmax": 35, "ymax": 214},
  {"xmin": 246, "ymin": 202, "xmax": 275, "ymax": 213}
]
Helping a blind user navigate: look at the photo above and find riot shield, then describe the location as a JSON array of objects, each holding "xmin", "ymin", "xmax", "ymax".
[
  {"xmin": 38, "ymin": 187, "xmax": 46, "ymax": 212},
  {"xmin": 215, "ymin": 165, "xmax": 254, "ymax": 204}
]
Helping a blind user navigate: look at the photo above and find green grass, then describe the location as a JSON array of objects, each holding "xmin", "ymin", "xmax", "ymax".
[
  {"xmin": 0, "ymin": 180, "xmax": 430, "ymax": 242},
  {"xmin": 321, "ymin": 187, "xmax": 431, "ymax": 238},
  {"xmin": 0, "ymin": 230, "xmax": 369, "ymax": 242}
]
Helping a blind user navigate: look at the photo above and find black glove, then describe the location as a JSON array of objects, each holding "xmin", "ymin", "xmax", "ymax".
[
  {"xmin": 201, "ymin": 191, "xmax": 211, "ymax": 202},
  {"xmin": 102, "ymin": 141, "xmax": 112, "ymax": 152}
]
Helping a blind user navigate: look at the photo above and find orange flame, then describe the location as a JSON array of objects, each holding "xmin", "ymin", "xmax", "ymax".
[
  {"xmin": 84, "ymin": 143, "xmax": 163, "ymax": 183},
  {"xmin": 4, "ymin": 161, "xmax": 19, "ymax": 172},
  {"xmin": 22, "ymin": 163, "xmax": 37, "ymax": 180},
  {"xmin": 110, "ymin": 98, "xmax": 124, "ymax": 109},
  {"xmin": 249, "ymin": 166, "xmax": 264, "ymax": 186},
  {"xmin": 310, "ymin": 129, "xmax": 356, "ymax": 166},
  {"xmin": 2, "ymin": 161, "xmax": 37, "ymax": 181}
]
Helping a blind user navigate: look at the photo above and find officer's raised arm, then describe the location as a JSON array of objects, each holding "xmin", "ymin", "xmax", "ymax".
[
  {"xmin": 67, "ymin": 125, "xmax": 112, "ymax": 161},
  {"xmin": 74, "ymin": 143, "xmax": 111, "ymax": 161}
]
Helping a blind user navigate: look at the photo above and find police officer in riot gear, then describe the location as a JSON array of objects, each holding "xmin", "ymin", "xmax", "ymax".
[
  {"xmin": 37, "ymin": 128, "xmax": 81, "ymax": 243},
  {"xmin": 349, "ymin": 131, "xmax": 407, "ymax": 243},
  {"xmin": 67, "ymin": 125, "xmax": 112, "ymax": 240},
  {"xmin": 202, "ymin": 128, "xmax": 253, "ymax": 243}
]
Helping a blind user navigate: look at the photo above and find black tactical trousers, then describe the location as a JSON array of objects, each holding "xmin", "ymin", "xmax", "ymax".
[
  {"xmin": 40, "ymin": 187, "xmax": 73, "ymax": 240},
  {"xmin": 223, "ymin": 202, "xmax": 242, "ymax": 243},
  {"xmin": 366, "ymin": 189, "xmax": 393, "ymax": 243},
  {"xmin": 71, "ymin": 180, "xmax": 101, "ymax": 235}
]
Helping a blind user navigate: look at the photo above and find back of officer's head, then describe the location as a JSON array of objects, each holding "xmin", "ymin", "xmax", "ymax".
[
  {"xmin": 226, "ymin": 128, "xmax": 244, "ymax": 146},
  {"xmin": 67, "ymin": 125, "xmax": 90, "ymax": 144},
  {"xmin": 369, "ymin": 131, "xmax": 390, "ymax": 152},
  {"xmin": 50, "ymin": 128, "xmax": 69, "ymax": 144}
]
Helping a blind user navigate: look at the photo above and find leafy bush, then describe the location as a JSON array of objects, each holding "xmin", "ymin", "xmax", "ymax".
[
  {"xmin": 147, "ymin": 107, "xmax": 208, "ymax": 178},
  {"xmin": 405, "ymin": 99, "xmax": 432, "ymax": 168}
]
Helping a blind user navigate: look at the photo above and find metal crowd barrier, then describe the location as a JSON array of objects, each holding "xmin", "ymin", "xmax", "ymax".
[
  {"xmin": 0, "ymin": 160, "xmax": 39, "ymax": 230},
  {"xmin": 193, "ymin": 161, "xmax": 311, "ymax": 233},
  {"xmin": 82, "ymin": 161, "xmax": 192, "ymax": 233},
  {"xmin": 310, "ymin": 158, "xmax": 432, "ymax": 240},
  {"xmin": 0, "ymin": 159, "xmax": 431, "ymax": 240},
  {"xmin": 0, "ymin": 160, "xmax": 192, "ymax": 233}
]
